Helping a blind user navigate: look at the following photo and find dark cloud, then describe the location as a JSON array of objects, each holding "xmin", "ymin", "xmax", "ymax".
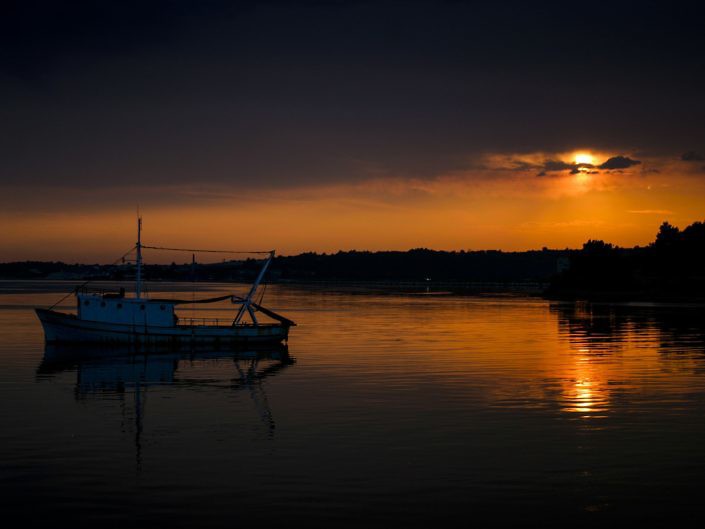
[
  {"xmin": 682, "ymin": 151, "xmax": 705, "ymax": 161},
  {"xmin": 537, "ymin": 160, "xmax": 595, "ymax": 176},
  {"xmin": 536, "ymin": 155, "xmax": 642, "ymax": 176},
  {"xmin": 680, "ymin": 152, "xmax": 705, "ymax": 172},
  {"xmin": 509, "ymin": 160, "xmax": 537, "ymax": 172},
  {"xmin": 568, "ymin": 165, "xmax": 596, "ymax": 174},
  {"xmin": 598, "ymin": 156, "xmax": 641, "ymax": 170},
  {"xmin": 0, "ymin": 0, "xmax": 704, "ymax": 200},
  {"xmin": 543, "ymin": 160, "xmax": 573, "ymax": 172}
]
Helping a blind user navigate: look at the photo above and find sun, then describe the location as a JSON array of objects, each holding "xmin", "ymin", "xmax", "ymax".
[{"xmin": 574, "ymin": 152, "xmax": 595, "ymax": 165}]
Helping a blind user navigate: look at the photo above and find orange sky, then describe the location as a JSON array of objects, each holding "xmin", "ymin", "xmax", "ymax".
[
  {"xmin": 2, "ymin": 2, "xmax": 705, "ymax": 264},
  {"xmin": 2, "ymin": 151, "xmax": 704, "ymax": 263}
]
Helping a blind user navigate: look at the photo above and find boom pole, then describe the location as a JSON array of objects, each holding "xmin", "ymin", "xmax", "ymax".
[{"xmin": 233, "ymin": 250, "xmax": 275, "ymax": 325}]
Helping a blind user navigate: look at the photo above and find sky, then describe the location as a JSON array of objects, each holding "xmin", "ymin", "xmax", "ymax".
[{"xmin": 2, "ymin": 0, "xmax": 705, "ymax": 262}]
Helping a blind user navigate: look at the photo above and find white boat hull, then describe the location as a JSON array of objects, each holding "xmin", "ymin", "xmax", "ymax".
[{"xmin": 36, "ymin": 309, "xmax": 290, "ymax": 346}]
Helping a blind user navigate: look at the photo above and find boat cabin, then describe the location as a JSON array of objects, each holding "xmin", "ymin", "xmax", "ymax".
[{"xmin": 77, "ymin": 293, "xmax": 177, "ymax": 327}]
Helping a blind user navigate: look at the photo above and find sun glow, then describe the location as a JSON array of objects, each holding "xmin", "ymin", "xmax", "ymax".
[{"xmin": 574, "ymin": 153, "xmax": 595, "ymax": 165}]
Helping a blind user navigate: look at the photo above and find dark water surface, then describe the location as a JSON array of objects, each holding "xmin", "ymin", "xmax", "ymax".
[{"xmin": 2, "ymin": 281, "xmax": 705, "ymax": 527}]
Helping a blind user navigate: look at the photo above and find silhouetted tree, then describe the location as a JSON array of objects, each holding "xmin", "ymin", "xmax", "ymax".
[
  {"xmin": 654, "ymin": 221, "xmax": 680, "ymax": 248},
  {"xmin": 582, "ymin": 240, "xmax": 614, "ymax": 254},
  {"xmin": 548, "ymin": 220, "xmax": 705, "ymax": 300}
]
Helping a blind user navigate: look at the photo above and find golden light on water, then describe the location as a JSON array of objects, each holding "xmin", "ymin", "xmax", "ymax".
[{"xmin": 573, "ymin": 378, "xmax": 596, "ymax": 414}]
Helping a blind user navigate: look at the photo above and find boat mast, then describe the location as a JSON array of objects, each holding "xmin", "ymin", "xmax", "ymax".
[{"xmin": 136, "ymin": 216, "xmax": 143, "ymax": 299}]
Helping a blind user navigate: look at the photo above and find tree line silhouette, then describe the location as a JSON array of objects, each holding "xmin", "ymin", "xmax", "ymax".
[
  {"xmin": 0, "ymin": 249, "xmax": 564, "ymax": 284},
  {"xmin": 1, "ymin": 220, "xmax": 703, "ymax": 300},
  {"xmin": 546, "ymin": 220, "xmax": 705, "ymax": 300}
]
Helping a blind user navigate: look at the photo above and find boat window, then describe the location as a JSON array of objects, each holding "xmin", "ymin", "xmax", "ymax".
[
  {"xmin": 117, "ymin": 303, "xmax": 122, "ymax": 309},
  {"xmin": 84, "ymin": 300, "xmax": 90, "ymax": 306},
  {"xmin": 160, "ymin": 305, "xmax": 165, "ymax": 310},
  {"xmin": 100, "ymin": 301, "xmax": 106, "ymax": 307},
  {"xmin": 140, "ymin": 304, "xmax": 145, "ymax": 310}
]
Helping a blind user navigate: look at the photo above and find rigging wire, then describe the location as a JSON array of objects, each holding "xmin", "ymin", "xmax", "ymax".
[
  {"xmin": 46, "ymin": 245, "xmax": 274, "ymax": 311},
  {"xmin": 47, "ymin": 246, "xmax": 137, "ymax": 310},
  {"xmin": 257, "ymin": 282, "xmax": 267, "ymax": 306},
  {"xmin": 142, "ymin": 245, "xmax": 273, "ymax": 255}
]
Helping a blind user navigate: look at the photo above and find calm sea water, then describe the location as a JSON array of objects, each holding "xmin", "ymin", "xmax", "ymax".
[{"xmin": 1, "ymin": 281, "xmax": 705, "ymax": 527}]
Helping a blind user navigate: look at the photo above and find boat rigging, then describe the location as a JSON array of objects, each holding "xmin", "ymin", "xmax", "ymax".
[{"xmin": 36, "ymin": 218, "xmax": 295, "ymax": 345}]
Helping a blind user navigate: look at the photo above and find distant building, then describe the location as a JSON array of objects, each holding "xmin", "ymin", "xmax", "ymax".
[{"xmin": 557, "ymin": 256, "xmax": 571, "ymax": 273}]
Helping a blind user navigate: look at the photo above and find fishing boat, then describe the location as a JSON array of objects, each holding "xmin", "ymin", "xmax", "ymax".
[{"xmin": 35, "ymin": 219, "xmax": 295, "ymax": 346}]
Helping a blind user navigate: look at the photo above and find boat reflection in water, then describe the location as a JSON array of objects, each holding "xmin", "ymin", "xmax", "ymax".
[{"xmin": 36, "ymin": 344, "xmax": 294, "ymax": 468}]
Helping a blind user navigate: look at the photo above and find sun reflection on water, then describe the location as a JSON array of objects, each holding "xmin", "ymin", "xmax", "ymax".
[
  {"xmin": 553, "ymin": 304, "xmax": 630, "ymax": 419},
  {"xmin": 560, "ymin": 355, "xmax": 611, "ymax": 418}
]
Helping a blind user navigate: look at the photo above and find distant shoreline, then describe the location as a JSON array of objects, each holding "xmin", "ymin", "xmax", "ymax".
[
  {"xmin": 3, "ymin": 277, "xmax": 705, "ymax": 304},
  {"xmin": 1, "ymin": 279, "xmax": 702, "ymax": 303},
  {"xmin": 2, "ymin": 220, "xmax": 704, "ymax": 303}
]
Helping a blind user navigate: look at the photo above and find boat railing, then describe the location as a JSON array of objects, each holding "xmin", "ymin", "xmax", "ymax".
[
  {"xmin": 76, "ymin": 286, "xmax": 125, "ymax": 298},
  {"xmin": 177, "ymin": 317, "xmax": 279, "ymax": 328},
  {"xmin": 178, "ymin": 317, "xmax": 229, "ymax": 327}
]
